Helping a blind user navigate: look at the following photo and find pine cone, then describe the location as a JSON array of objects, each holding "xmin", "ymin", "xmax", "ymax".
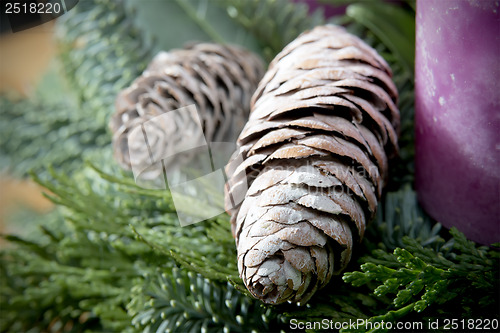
[
  {"xmin": 110, "ymin": 43, "xmax": 264, "ymax": 179},
  {"xmin": 225, "ymin": 25, "xmax": 400, "ymax": 304}
]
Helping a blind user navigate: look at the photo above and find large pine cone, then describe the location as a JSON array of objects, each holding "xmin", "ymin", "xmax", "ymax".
[
  {"xmin": 225, "ymin": 25, "xmax": 400, "ymax": 304},
  {"xmin": 110, "ymin": 43, "xmax": 264, "ymax": 179}
]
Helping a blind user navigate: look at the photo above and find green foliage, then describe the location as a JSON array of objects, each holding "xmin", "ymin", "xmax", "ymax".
[
  {"xmin": 220, "ymin": 0, "xmax": 324, "ymax": 60},
  {"xmin": 1, "ymin": 160, "xmax": 269, "ymax": 332},
  {"xmin": 342, "ymin": 228, "xmax": 500, "ymax": 332},
  {"xmin": 368, "ymin": 186, "xmax": 450, "ymax": 252},
  {"xmin": 130, "ymin": 268, "xmax": 276, "ymax": 333},
  {"xmin": 0, "ymin": 162, "xmax": 235, "ymax": 330},
  {"xmin": 0, "ymin": 96, "xmax": 90, "ymax": 177},
  {"xmin": 0, "ymin": 207, "xmax": 130, "ymax": 332},
  {"xmin": 124, "ymin": 0, "xmax": 261, "ymax": 56},
  {"xmin": 57, "ymin": 0, "xmax": 152, "ymax": 125}
]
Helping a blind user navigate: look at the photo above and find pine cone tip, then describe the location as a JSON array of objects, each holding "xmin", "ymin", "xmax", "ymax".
[{"xmin": 244, "ymin": 257, "xmax": 318, "ymax": 305}]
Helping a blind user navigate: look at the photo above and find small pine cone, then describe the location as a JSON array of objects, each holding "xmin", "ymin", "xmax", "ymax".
[
  {"xmin": 225, "ymin": 25, "xmax": 400, "ymax": 304},
  {"xmin": 110, "ymin": 43, "xmax": 264, "ymax": 178}
]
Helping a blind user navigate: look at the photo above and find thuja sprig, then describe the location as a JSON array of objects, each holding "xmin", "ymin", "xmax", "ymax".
[{"xmin": 343, "ymin": 228, "xmax": 500, "ymax": 330}]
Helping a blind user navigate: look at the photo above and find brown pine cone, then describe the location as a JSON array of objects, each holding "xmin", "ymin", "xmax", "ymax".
[
  {"xmin": 225, "ymin": 25, "xmax": 400, "ymax": 304},
  {"xmin": 110, "ymin": 43, "xmax": 264, "ymax": 179}
]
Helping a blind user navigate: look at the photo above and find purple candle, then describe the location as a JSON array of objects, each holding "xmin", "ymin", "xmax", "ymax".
[{"xmin": 415, "ymin": 0, "xmax": 500, "ymax": 244}]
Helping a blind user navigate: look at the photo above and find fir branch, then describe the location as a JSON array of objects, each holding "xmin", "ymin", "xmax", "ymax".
[
  {"xmin": 367, "ymin": 186, "xmax": 449, "ymax": 252},
  {"xmin": 124, "ymin": 0, "xmax": 262, "ymax": 57},
  {"xmin": 131, "ymin": 221, "xmax": 240, "ymax": 283},
  {"xmin": 129, "ymin": 268, "xmax": 275, "ymax": 333},
  {"xmin": 1, "ymin": 164, "xmax": 166, "ymax": 331},
  {"xmin": 0, "ymin": 96, "xmax": 104, "ymax": 177},
  {"xmin": 56, "ymin": 0, "xmax": 152, "ymax": 139},
  {"xmin": 1, "ymin": 231, "xmax": 135, "ymax": 332}
]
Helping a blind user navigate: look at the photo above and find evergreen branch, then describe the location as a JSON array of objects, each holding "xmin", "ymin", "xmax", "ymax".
[
  {"xmin": 130, "ymin": 268, "xmax": 275, "ymax": 333},
  {"xmin": 343, "ymin": 227, "xmax": 500, "ymax": 327},
  {"xmin": 132, "ymin": 224, "xmax": 240, "ymax": 283},
  {"xmin": 174, "ymin": 0, "xmax": 226, "ymax": 44},
  {"xmin": 346, "ymin": 2, "xmax": 415, "ymax": 78},
  {"xmin": 0, "ymin": 96, "xmax": 103, "ymax": 177},
  {"xmin": 367, "ymin": 186, "xmax": 449, "ymax": 252},
  {"xmin": 219, "ymin": 0, "xmax": 324, "ymax": 60},
  {"xmin": 169, "ymin": 250, "xmax": 241, "ymax": 283},
  {"xmin": 56, "ymin": 0, "xmax": 152, "ymax": 140},
  {"xmin": 1, "ymin": 233, "xmax": 136, "ymax": 332}
]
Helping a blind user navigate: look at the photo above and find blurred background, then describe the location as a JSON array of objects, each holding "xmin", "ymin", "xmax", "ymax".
[{"xmin": 0, "ymin": 21, "xmax": 56, "ymax": 244}]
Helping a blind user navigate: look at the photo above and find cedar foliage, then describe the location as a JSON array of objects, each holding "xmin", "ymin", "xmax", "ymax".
[{"xmin": 0, "ymin": 0, "xmax": 498, "ymax": 332}]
